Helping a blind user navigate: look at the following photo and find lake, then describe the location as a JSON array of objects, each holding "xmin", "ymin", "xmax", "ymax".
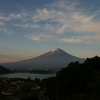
[{"xmin": 0, "ymin": 73, "xmax": 56, "ymax": 80}]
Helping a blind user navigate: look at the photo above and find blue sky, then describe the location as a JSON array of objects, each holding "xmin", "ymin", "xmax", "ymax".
[{"xmin": 0, "ymin": 0, "xmax": 100, "ymax": 63}]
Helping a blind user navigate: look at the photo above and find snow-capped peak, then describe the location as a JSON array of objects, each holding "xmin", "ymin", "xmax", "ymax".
[{"xmin": 51, "ymin": 48, "xmax": 61, "ymax": 53}]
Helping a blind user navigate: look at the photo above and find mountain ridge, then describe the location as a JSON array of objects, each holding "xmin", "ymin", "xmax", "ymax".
[
  {"xmin": 1, "ymin": 48, "xmax": 85, "ymax": 70},
  {"xmin": 32, "ymin": 48, "xmax": 83, "ymax": 59}
]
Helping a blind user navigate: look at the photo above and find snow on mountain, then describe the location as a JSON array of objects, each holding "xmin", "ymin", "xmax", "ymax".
[
  {"xmin": 1, "ymin": 48, "xmax": 85, "ymax": 70},
  {"xmin": 38, "ymin": 48, "xmax": 70, "ymax": 57},
  {"xmin": 51, "ymin": 48, "xmax": 61, "ymax": 53}
]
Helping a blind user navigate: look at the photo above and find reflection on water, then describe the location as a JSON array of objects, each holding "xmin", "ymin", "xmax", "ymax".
[{"xmin": 0, "ymin": 73, "xmax": 56, "ymax": 80}]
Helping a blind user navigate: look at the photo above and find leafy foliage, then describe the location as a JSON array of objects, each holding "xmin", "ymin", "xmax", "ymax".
[
  {"xmin": 42, "ymin": 56, "xmax": 100, "ymax": 100},
  {"xmin": 42, "ymin": 77, "xmax": 57, "ymax": 100}
]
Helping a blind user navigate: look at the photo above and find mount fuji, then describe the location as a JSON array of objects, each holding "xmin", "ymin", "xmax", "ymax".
[{"xmin": 1, "ymin": 48, "xmax": 85, "ymax": 70}]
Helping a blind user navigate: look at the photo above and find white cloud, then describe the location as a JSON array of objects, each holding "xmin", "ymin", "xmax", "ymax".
[
  {"xmin": 31, "ymin": 3, "xmax": 100, "ymax": 35},
  {"xmin": 15, "ymin": 23, "xmax": 39, "ymax": 28},
  {"xmin": 26, "ymin": 33, "xmax": 100, "ymax": 43},
  {"xmin": 26, "ymin": 34, "xmax": 41, "ymax": 41},
  {"xmin": 26, "ymin": 33, "xmax": 54, "ymax": 41},
  {"xmin": 59, "ymin": 37, "xmax": 82, "ymax": 43},
  {"xmin": 0, "ymin": 15, "xmax": 10, "ymax": 21},
  {"xmin": 24, "ymin": 0, "xmax": 100, "ymax": 43},
  {"xmin": 30, "ymin": 0, "xmax": 100, "ymax": 35},
  {"xmin": 10, "ymin": 14, "xmax": 22, "ymax": 19},
  {"xmin": 1, "ymin": 0, "xmax": 100, "ymax": 44},
  {"xmin": 59, "ymin": 34, "xmax": 100, "ymax": 44},
  {"xmin": 70, "ymin": 12, "xmax": 100, "ymax": 33},
  {"xmin": 48, "ymin": 0, "xmax": 79, "ymax": 11},
  {"xmin": 0, "ymin": 28, "xmax": 13, "ymax": 35},
  {"xmin": 57, "ymin": 24, "xmax": 69, "ymax": 34},
  {"xmin": 33, "ymin": 8, "xmax": 56, "ymax": 22},
  {"xmin": 82, "ymin": 34, "xmax": 100, "ymax": 42},
  {"xmin": 0, "ymin": 13, "xmax": 22, "ymax": 21},
  {"xmin": 43, "ymin": 24, "xmax": 57, "ymax": 33}
]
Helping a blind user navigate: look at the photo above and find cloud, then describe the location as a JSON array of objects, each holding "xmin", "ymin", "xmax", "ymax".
[
  {"xmin": 82, "ymin": 34, "xmax": 100, "ymax": 42},
  {"xmin": 0, "ymin": 28, "xmax": 13, "ymax": 35},
  {"xmin": 43, "ymin": 24, "xmax": 57, "ymax": 34},
  {"xmin": 0, "ymin": 15, "xmax": 10, "ymax": 21},
  {"xmin": 0, "ymin": 13, "xmax": 22, "ymax": 21},
  {"xmin": 70, "ymin": 12, "xmax": 100, "ymax": 33},
  {"xmin": 49, "ymin": 0, "xmax": 79, "ymax": 11},
  {"xmin": 33, "ymin": 8, "xmax": 56, "ymax": 22},
  {"xmin": 59, "ymin": 34, "xmax": 100, "ymax": 44},
  {"xmin": 31, "ymin": 1, "xmax": 100, "ymax": 35},
  {"xmin": 0, "ymin": 22, "xmax": 6, "ymax": 26},
  {"xmin": 26, "ymin": 34, "xmax": 41, "ymax": 41},
  {"xmin": 1, "ymin": 0, "xmax": 100, "ymax": 43},
  {"xmin": 26, "ymin": 33, "xmax": 54, "ymax": 41},
  {"xmin": 15, "ymin": 23, "xmax": 39, "ymax": 28},
  {"xmin": 59, "ymin": 37, "xmax": 82, "ymax": 43},
  {"xmin": 24, "ymin": 0, "xmax": 100, "ymax": 43},
  {"xmin": 57, "ymin": 24, "xmax": 69, "ymax": 34},
  {"xmin": 10, "ymin": 14, "xmax": 22, "ymax": 19}
]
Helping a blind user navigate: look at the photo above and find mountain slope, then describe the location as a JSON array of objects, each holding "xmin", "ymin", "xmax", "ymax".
[
  {"xmin": 0, "ymin": 65, "xmax": 12, "ymax": 74},
  {"xmin": 1, "ymin": 48, "xmax": 85, "ymax": 70}
]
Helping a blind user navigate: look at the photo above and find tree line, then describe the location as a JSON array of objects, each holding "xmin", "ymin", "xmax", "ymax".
[{"xmin": 42, "ymin": 56, "xmax": 100, "ymax": 100}]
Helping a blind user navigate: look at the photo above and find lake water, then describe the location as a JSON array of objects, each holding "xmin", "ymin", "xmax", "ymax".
[{"xmin": 0, "ymin": 73, "xmax": 56, "ymax": 80}]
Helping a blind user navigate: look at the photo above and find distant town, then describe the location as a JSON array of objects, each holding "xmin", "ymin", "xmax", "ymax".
[
  {"xmin": 10, "ymin": 69, "xmax": 58, "ymax": 74},
  {"xmin": 0, "ymin": 77, "xmax": 49, "ymax": 100}
]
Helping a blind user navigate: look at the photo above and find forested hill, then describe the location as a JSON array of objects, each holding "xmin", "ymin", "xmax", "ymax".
[
  {"xmin": 42, "ymin": 56, "xmax": 100, "ymax": 100},
  {"xmin": 0, "ymin": 65, "xmax": 12, "ymax": 74}
]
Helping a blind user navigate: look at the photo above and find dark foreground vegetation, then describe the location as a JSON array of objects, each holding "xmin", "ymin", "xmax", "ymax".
[
  {"xmin": 0, "ymin": 56, "xmax": 100, "ymax": 100},
  {"xmin": 0, "ymin": 65, "xmax": 12, "ymax": 74},
  {"xmin": 42, "ymin": 56, "xmax": 100, "ymax": 100},
  {"xmin": 0, "ymin": 77, "xmax": 46, "ymax": 100}
]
